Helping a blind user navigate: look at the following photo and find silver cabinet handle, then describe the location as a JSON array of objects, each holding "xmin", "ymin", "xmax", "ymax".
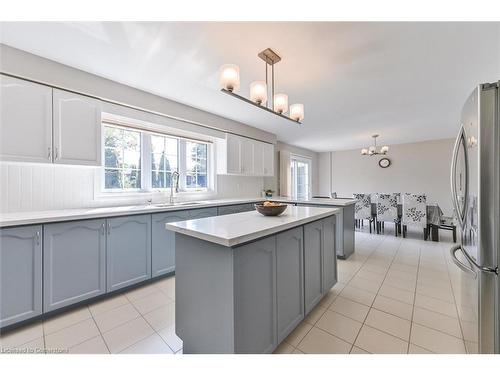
[
  {"xmin": 107, "ymin": 222, "xmax": 111, "ymax": 235},
  {"xmin": 101, "ymin": 223, "xmax": 105, "ymax": 235},
  {"xmin": 55, "ymin": 147, "xmax": 59, "ymax": 160},
  {"xmin": 451, "ymin": 244, "xmax": 498, "ymax": 276},
  {"xmin": 450, "ymin": 244, "xmax": 476, "ymax": 277},
  {"xmin": 35, "ymin": 231, "xmax": 40, "ymax": 246}
]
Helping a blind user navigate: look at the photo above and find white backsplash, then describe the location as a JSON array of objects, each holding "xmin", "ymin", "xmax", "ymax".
[{"xmin": 0, "ymin": 162, "xmax": 265, "ymax": 213}]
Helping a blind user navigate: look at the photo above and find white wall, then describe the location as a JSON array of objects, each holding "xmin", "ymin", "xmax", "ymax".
[{"xmin": 318, "ymin": 138, "xmax": 455, "ymax": 215}]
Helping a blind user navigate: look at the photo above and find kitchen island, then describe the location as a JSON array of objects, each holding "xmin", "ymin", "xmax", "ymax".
[{"xmin": 166, "ymin": 205, "xmax": 340, "ymax": 354}]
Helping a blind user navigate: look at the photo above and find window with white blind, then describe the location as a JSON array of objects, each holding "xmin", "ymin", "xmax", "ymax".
[
  {"xmin": 102, "ymin": 123, "xmax": 212, "ymax": 193},
  {"xmin": 291, "ymin": 155, "xmax": 312, "ymax": 200}
]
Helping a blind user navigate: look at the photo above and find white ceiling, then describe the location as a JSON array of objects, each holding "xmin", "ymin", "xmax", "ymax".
[{"xmin": 1, "ymin": 22, "xmax": 499, "ymax": 152}]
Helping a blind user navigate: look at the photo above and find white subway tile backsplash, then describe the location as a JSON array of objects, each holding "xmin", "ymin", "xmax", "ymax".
[{"xmin": 0, "ymin": 162, "xmax": 265, "ymax": 214}]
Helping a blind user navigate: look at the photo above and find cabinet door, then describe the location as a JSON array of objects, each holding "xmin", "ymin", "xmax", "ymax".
[
  {"xmin": 189, "ymin": 207, "xmax": 218, "ymax": 219},
  {"xmin": 276, "ymin": 227, "xmax": 304, "ymax": 342},
  {"xmin": 234, "ymin": 236, "xmax": 277, "ymax": 353},
  {"xmin": 0, "ymin": 226, "xmax": 42, "ymax": 328},
  {"xmin": 253, "ymin": 141, "xmax": 265, "ymax": 176},
  {"xmin": 217, "ymin": 203, "xmax": 255, "ymax": 216},
  {"xmin": 0, "ymin": 75, "xmax": 52, "ymax": 163},
  {"xmin": 322, "ymin": 216, "xmax": 337, "ymax": 292},
  {"xmin": 43, "ymin": 219, "xmax": 106, "ymax": 312},
  {"xmin": 304, "ymin": 220, "xmax": 323, "ymax": 314},
  {"xmin": 53, "ymin": 89, "xmax": 102, "ymax": 166},
  {"xmin": 106, "ymin": 215, "xmax": 151, "ymax": 292},
  {"xmin": 263, "ymin": 143, "xmax": 275, "ymax": 176},
  {"xmin": 240, "ymin": 137, "xmax": 254, "ymax": 175},
  {"xmin": 226, "ymin": 134, "xmax": 241, "ymax": 174},
  {"xmin": 151, "ymin": 211, "xmax": 190, "ymax": 277}
]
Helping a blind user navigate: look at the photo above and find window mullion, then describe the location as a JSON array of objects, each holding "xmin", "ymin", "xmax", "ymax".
[
  {"xmin": 142, "ymin": 133, "xmax": 152, "ymax": 191},
  {"xmin": 179, "ymin": 140, "xmax": 186, "ymax": 191}
]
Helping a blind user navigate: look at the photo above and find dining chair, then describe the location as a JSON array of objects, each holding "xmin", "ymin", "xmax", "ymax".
[
  {"xmin": 402, "ymin": 193, "xmax": 428, "ymax": 239},
  {"xmin": 353, "ymin": 193, "xmax": 374, "ymax": 233},
  {"xmin": 376, "ymin": 193, "xmax": 400, "ymax": 236}
]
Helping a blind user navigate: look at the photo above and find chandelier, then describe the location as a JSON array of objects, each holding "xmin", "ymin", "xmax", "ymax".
[
  {"xmin": 361, "ymin": 134, "xmax": 389, "ymax": 156},
  {"xmin": 219, "ymin": 48, "xmax": 304, "ymax": 124}
]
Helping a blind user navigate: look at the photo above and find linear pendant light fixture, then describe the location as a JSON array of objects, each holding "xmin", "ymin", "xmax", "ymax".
[
  {"xmin": 219, "ymin": 48, "xmax": 304, "ymax": 124},
  {"xmin": 361, "ymin": 134, "xmax": 389, "ymax": 156}
]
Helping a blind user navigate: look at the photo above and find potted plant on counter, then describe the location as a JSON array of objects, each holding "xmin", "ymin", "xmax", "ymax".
[{"xmin": 263, "ymin": 189, "xmax": 275, "ymax": 198}]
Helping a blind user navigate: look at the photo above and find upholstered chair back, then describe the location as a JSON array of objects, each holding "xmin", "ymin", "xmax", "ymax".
[
  {"xmin": 402, "ymin": 193, "xmax": 427, "ymax": 227},
  {"xmin": 376, "ymin": 193, "xmax": 398, "ymax": 222},
  {"xmin": 353, "ymin": 193, "xmax": 372, "ymax": 220}
]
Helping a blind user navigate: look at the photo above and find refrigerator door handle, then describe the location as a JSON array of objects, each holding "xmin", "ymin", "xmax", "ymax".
[
  {"xmin": 450, "ymin": 125, "xmax": 469, "ymax": 229},
  {"xmin": 450, "ymin": 244, "xmax": 477, "ymax": 277}
]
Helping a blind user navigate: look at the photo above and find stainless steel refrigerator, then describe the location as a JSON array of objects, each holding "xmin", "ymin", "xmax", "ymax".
[{"xmin": 450, "ymin": 81, "xmax": 499, "ymax": 354}]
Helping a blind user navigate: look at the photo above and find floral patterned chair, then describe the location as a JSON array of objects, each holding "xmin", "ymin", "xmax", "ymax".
[
  {"xmin": 402, "ymin": 193, "xmax": 428, "ymax": 239},
  {"xmin": 376, "ymin": 193, "xmax": 400, "ymax": 236},
  {"xmin": 353, "ymin": 193, "xmax": 374, "ymax": 233}
]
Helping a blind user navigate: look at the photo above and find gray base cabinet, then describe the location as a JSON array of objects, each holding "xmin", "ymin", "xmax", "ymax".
[
  {"xmin": 0, "ymin": 226, "xmax": 42, "ymax": 328},
  {"xmin": 276, "ymin": 227, "xmax": 304, "ymax": 342},
  {"xmin": 152, "ymin": 207, "xmax": 217, "ymax": 277},
  {"xmin": 234, "ymin": 236, "xmax": 277, "ymax": 353},
  {"xmin": 107, "ymin": 214, "xmax": 152, "ymax": 292},
  {"xmin": 304, "ymin": 217, "xmax": 337, "ymax": 314},
  {"xmin": 217, "ymin": 203, "xmax": 256, "ymax": 216},
  {"xmin": 43, "ymin": 219, "xmax": 106, "ymax": 312}
]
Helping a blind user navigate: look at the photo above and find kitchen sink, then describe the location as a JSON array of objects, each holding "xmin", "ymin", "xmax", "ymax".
[{"xmin": 152, "ymin": 201, "xmax": 204, "ymax": 208}]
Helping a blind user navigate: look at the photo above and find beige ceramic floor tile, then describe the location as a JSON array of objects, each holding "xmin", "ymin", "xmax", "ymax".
[
  {"xmin": 465, "ymin": 340, "xmax": 479, "ymax": 354},
  {"xmin": 43, "ymin": 306, "xmax": 92, "ymax": 335},
  {"xmin": 273, "ymin": 341, "xmax": 295, "ymax": 354},
  {"xmin": 0, "ymin": 322, "xmax": 44, "ymax": 348},
  {"xmin": 355, "ymin": 269, "xmax": 386, "ymax": 283},
  {"xmin": 157, "ymin": 324, "xmax": 183, "ymax": 353},
  {"xmin": 354, "ymin": 325, "xmax": 407, "ymax": 354},
  {"xmin": 297, "ymin": 327, "xmax": 351, "ymax": 354},
  {"xmin": 9, "ymin": 337, "xmax": 45, "ymax": 354},
  {"xmin": 328, "ymin": 296, "xmax": 370, "ymax": 323},
  {"xmin": 120, "ymin": 333, "xmax": 174, "ymax": 354},
  {"xmin": 93, "ymin": 303, "xmax": 140, "ymax": 333},
  {"xmin": 292, "ymin": 348, "xmax": 305, "ymax": 354},
  {"xmin": 378, "ymin": 284, "xmax": 415, "ymax": 305},
  {"xmin": 382, "ymin": 276, "xmax": 416, "ymax": 292},
  {"xmin": 131, "ymin": 291, "xmax": 173, "ymax": 315},
  {"xmin": 412, "ymin": 307, "xmax": 462, "ymax": 338},
  {"xmin": 317, "ymin": 290, "xmax": 339, "ymax": 309},
  {"xmin": 416, "ymin": 284, "xmax": 454, "ymax": 303},
  {"xmin": 350, "ymin": 346, "xmax": 371, "ymax": 354},
  {"xmin": 125, "ymin": 283, "xmax": 160, "ymax": 302},
  {"xmin": 315, "ymin": 310, "xmax": 362, "ymax": 344},
  {"xmin": 414, "ymin": 293, "xmax": 458, "ymax": 318},
  {"xmin": 410, "ymin": 323, "xmax": 466, "ymax": 354},
  {"xmin": 88, "ymin": 294, "xmax": 129, "ymax": 317},
  {"xmin": 372, "ymin": 295, "xmax": 413, "ymax": 321},
  {"xmin": 143, "ymin": 303, "xmax": 175, "ymax": 331},
  {"xmin": 408, "ymin": 343, "xmax": 434, "ymax": 354},
  {"xmin": 364, "ymin": 308, "xmax": 411, "ymax": 341},
  {"xmin": 156, "ymin": 277, "xmax": 175, "ymax": 300},
  {"xmin": 45, "ymin": 318, "xmax": 100, "ymax": 351},
  {"xmin": 284, "ymin": 321, "xmax": 314, "ymax": 347},
  {"xmin": 340, "ymin": 285, "xmax": 376, "ymax": 307},
  {"xmin": 68, "ymin": 336, "xmax": 110, "ymax": 354},
  {"xmin": 304, "ymin": 305, "xmax": 326, "ymax": 325},
  {"xmin": 102, "ymin": 316, "xmax": 154, "ymax": 353},
  {"xmin": 348, "ymin": 276, "xmax": 382, "ymax": 293}
]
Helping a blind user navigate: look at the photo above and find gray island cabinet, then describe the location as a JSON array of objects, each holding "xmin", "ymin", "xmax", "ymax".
[{"xmin": 167, "ymin": 205, "xmax": 339, "ymax": 354}]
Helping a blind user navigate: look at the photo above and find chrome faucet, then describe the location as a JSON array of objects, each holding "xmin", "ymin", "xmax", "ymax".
[{"xmin": 170, "ymin": 171, "xmax": 180, "ymax": 204}]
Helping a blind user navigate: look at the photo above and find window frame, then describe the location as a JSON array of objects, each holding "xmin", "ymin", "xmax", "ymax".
[
  {"xmin": 290, "ymin": 154, "xmax": 312, "ymax": 200},
  {"xmin": 100, "ymin": 121, "xmax": 213, "ymax": 195}
]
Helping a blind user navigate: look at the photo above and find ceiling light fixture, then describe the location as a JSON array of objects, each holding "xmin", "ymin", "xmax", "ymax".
[
  {"xmin": 219, "ymin": 48, "xmax": 303, "ymax": 124},
  {"xmin": 361, "ymin": 134, "xmax": 389, "ymax": 156}
]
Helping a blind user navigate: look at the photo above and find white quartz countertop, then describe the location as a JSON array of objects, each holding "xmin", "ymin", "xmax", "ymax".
[
  {"xmin": 0, "ymin": 196, "xmax": 354, "ymax": 228},
  {"xmin": 165, "ymin": 205, "xmax": 341, "ymax": 247}
]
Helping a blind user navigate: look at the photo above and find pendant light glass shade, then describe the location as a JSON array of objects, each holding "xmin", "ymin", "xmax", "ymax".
[
  {"xmin": 289, "ymin": 103, "xmax": 304, "ymax": 122},
  {"xmin": 250, "ymin": 81, "xmax": 268, "ymax": 105},
  {"xmin": 381, "ymin": 145, "xmax": 389, "ymax": 154},
  {"xmin": 361, "ymin": 148, "xmax": 368, "ymax": 155},
  {"xmin": 273, "ymin": 93, "xmax": 288, "ymax": 114},
  {"xmin": 219, "ymin": 64, "xmax": 240, "ymax": 92}
]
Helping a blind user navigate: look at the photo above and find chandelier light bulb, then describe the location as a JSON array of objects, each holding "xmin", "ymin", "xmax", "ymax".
[
  {"xmin": 273, "ymin": 93, "xmax": 288, "ymax": 114},
  {"xmin": 219, "ymin": 64, "xmax": 240, "ymax": 92},
  {"xmin": 250, "ymin": 81, "xmax": 268, "ymax": 105},
  {"xmin": 289, "ymin": 103, "xmax": 304, "ymax": 122},
  {"xmin": 361, "ymin": 148, "xmax": 368, "ymax": 155}
]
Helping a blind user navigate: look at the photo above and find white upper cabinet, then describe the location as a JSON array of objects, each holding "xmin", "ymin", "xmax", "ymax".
[
  {"xmin": 53, "ymin": 89, "xmax": 102, "ymax": 166},
  {"xmin": 216, "ymin": 133, "xmax": 274, "ymax": 176},
  {"xmin": 0, "ymin": 75, "xmax": 53, "ymax": 163},
  {"xmin": 263, "ymin": 143, "xmax": 275, "ymax": 177}
]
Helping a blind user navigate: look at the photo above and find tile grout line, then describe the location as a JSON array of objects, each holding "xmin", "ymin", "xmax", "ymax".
[
  {"xmin": 88, "ymin": 305, "xmax": 112, "ymax": 354},
  {"xmin": 406, "ymin": 241, "xmax": 422, "ymax": 353}
]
